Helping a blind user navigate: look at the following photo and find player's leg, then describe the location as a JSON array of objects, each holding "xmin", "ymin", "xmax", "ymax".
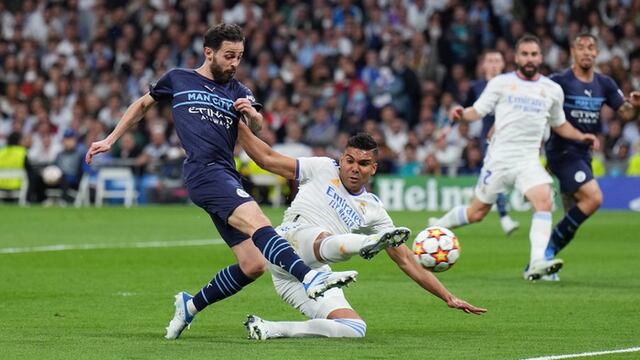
[
  {"xmin": 245, "ymin": 266, "xmax": 366, "ymax": 340},
  {"xmin": 546, "ymin": 180, "xmax": 601, "ymax": 258},
  {"xmin": 229, "ymin": 199, "xmax": 357, "ymax": 298},
  {"xmin": 496, "ymin": 193, "xmax": 519, "ymax": 236},
  {"xmin": 165, "ymin": 217, "xmax": 262, "ymax": 340},
  {"xmin": 429, "ymin": 166, "xmax": 499, "ymax": 228},
  {"xmin": 545, "ymin": 156, "xmax": 598, "ymax": 259},
  {"xmin": 317, "ymin": 228, "xmax": 411, "ymax": 262},
  {"xmin": 521, "ymin": 180, "xmax": 563, "ymax": 280}
]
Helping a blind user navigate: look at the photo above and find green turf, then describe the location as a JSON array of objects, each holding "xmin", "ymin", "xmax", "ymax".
[{"xmin": 0, "ymin": 205, "xmax": 638, "ymax": 359}]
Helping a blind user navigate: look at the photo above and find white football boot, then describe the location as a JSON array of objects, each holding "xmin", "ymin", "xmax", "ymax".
[
  {"xmin": 303, "ymin": 270, "xmax": 358, "ymax": 299},
  {"xmin": 523, "ymin": 259, "xmax": 564, "ymax": 281},
  {"xmin": 500, "ymin": 216, "xmax": 520, "ymax": 236},
  {"xmin": 165, "ymin": 291, "xmax": 195, "ymax": 339},
  {"xmin": 245, "ymin": 315, "xmax": 276, "ymax": 340}
]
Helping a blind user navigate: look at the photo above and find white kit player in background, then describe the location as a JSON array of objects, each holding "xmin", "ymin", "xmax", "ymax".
[
  {"xmin": 428, "ymin": 35, "xmax": 598, "ymax": 281},
  {"xmin": 237, "ymin": 124, "xmax": 486, "ymax": 340}
]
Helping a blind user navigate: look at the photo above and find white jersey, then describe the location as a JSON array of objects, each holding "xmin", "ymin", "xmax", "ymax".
[
  {"xmin": 282, "ymin": 157, "xmax": 394, "ymax": 235},
  {"xmin": 473, "ymin": 72, "xmax": 566, "ymax": 168}
]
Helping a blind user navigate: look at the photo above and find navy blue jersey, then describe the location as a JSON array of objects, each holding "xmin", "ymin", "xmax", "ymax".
[
  {"xmin": 466, "ymin": 79, "xmax": 495, "ymax": 151},
  {"xmin": 149, "ymin": 68, "xmax": 261, "ymax": 179},
  {"xmin": 546, "ymin": 68, "xmax": 624, "ymax": 154}
]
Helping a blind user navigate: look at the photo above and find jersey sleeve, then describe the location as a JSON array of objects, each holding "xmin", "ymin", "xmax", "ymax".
[
  {"xmin": 296, "ymin": 157, "xmax": 338, "ymax": 181},
  {"xmin": 472, "ymin": 76, "xmax": 501, "ymax": 117},
  {"xmin": 603, "ymin": 76, "xmax": 625, "ymax": 111},
  {"xmin": 148, "ymin": 70, "xmax": 174, "ymax": 101},
  {"xmin": 237, "ymin": 84, "xmax": 263, "ymax": 112},
  {"xmin": 548, "ymin": 85, "xmax": 566, "ymax": 128},
  {"xmin": 368, "ymin": 204, "xmax": 395, "ymax": 234}
]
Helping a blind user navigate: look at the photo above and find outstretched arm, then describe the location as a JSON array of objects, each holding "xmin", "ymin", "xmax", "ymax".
[
  {"xmin": 617, "ymin": 91, "xmax": 640, "ymax": 121},
  {"xmin": 386, "ymin": 245, "xmax": 487, "ymax": 315},
  {"xmin": 237, "ymin": 121, "xmax": 297, "ymax": 179},
  {"xmin": 449, "ymin": 105, "xmax": 482, "ymax": 123},
  {"xmin": 85, "ymin": 93, "xmax": 156, "ymax": 164},
  {"xmin": 551, "ymin": 122, "xmax": 600, "ymax": 150}
]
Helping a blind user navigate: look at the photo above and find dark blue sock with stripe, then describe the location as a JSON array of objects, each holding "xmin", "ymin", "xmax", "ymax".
[
  {"xmin": 252, "ymin": 226, "xmax": 311, "ymax": 282},
  {"xmin": 192, "ymin": 264, "xmax": 254, "ymax": 311},
  {"xmin": 496, "ymin": 193, "xmax": 508, "ymax": 217},
  {"xmin": 546, "ymin": 205, "xmax": 589, "ymax": 258}
]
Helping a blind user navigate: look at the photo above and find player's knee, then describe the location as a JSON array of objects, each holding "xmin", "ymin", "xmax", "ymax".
[
  {"xmin": 239, "ymin": 257, "xmax": 267, "ymax": 278},
  {"xmin": 467, "ymin": 208, "xmax": 488, "ymax": 223}
]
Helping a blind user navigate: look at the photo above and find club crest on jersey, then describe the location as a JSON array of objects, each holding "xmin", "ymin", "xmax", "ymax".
[
  {"xmin": 246, "ymin": 94, "xmax": 256, "ymax": 102},
  {"xmin": 574, "ymin": 170, "xmax": 586, "ymax": 183},
  {"xmin": 236, "ymin": 188, "xmax": 250, "ymax": 198}
]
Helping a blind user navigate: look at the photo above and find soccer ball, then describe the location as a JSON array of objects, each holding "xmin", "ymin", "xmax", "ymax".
[
  {"xmin": 412, "ymin": 226, "xmax": 460, "ymax": 272},
  {"xmin": 42, "ymin": 165, "xmax": 63, "ymax": 186}
]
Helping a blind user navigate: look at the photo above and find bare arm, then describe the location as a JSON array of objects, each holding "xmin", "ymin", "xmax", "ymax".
[
  {"xmin": 551, "ymin": 121, "xmax": 600, "ymax": 150},
  {"xmin": 237, "ymin": 121, "xmax": 297, "ymax": 179},
  {"xmin": 385, "ymin": 245, "xmax": 487, "ymax": 315},
  {"xmin": 85, "ymin": 93, "xmax": 156, "ymax": 164},
  {"xmin": 449, "ymin": 106, "xmax": 482, "ymax": 123},
  {"xmin": 234, "ymin": 98, "xmax": 263, "ymax": 134},
  {"xmin": 617, "ymin": 91, "xmax": 640, "ymax": 121}
]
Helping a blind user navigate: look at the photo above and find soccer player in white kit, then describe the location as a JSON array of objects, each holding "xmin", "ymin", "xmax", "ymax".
[
  {"xmin": 237, "ymin": 124, "xmax": 486, "ymax": 340},
  {"xmin": 428, "ymin": 35, "xmax": 599, "ymax": 281}
]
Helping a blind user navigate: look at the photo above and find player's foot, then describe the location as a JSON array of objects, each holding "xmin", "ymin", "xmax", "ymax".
[
  {"xmin": 360, "ymin": 227, "xmax": 411, "ymax": 259},
  {"xmin": 523, "ymin": 259, "xmax": 564, "ymax": 281},
  {"xmin": 165, "ymin": 291, "xmax": 194, "ymax": 339},
  {"xmin": 303, "ymin": 270, "xmax": 358, "ymax": 299},
  {"xmin": 500, "ymin": 216, "xmax": 519, "ymax": 236},
  {"xmin": 245, "ymin": 315, "xmax": 271, "ymax": 340},
  {"xmin": 427, "ymin": 217, "xmax": 440, "ymax": 227}
]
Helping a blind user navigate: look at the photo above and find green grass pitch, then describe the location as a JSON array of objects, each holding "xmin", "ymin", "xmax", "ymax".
[{"xmin": 0, "ymin": 205, "xmax": 638, "ymax": 359}]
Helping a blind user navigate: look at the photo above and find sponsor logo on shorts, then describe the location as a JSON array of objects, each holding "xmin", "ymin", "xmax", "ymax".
[
  {"xmin": 574, "ymin": 170, "xmax": 586, "ymax": 183},
  {"xmin": 236, "ymin": 188, "xmax": 250, "ymax": 198}
]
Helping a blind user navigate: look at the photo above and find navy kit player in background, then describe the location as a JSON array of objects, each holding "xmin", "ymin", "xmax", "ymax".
[
  {"xmin": 85, "ymin": 23, "xmax": 357, "ymax": 339},
  {"xmin": 545, "ymin": 33, "xmax": 640, "ymax": 275},
  {"xmin": 465, "ymin": 50, "xmax": 520, "ymax": 236}
]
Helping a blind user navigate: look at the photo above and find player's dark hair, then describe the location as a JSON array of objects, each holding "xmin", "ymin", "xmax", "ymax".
[
  {"xmin": 572, "ymin": 32, "xmax": 598, "ymax": 47},
  {"xmin": 347, "ymin": 133, "xmax": 378, "ymax": 156},
  {"xmin": 515, "ymin": 34, "xmax": 541, "ymax": 52},
  {"xmin": 203, "ymin": 23, "xmax": 244, "ymax": 51}
]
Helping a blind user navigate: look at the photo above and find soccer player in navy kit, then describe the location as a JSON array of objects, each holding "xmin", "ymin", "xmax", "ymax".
[
  {"xmin": 545, "ymin": 33, "xmax": 640, "ymax": 276},
  {"xmin": 85, "ymin": 23, "xmax": 357, "ymax": 339}
]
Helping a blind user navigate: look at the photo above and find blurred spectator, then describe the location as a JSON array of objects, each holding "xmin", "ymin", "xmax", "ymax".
[{"xmin": 53, "ymin": 129, "xmax": 83, "ymax": 203}]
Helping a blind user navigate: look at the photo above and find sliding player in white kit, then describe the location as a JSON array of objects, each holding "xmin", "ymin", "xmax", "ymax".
[
  {"xmin": 428, "ymin": 35, "xmax": 599, "ymax": 280},
  {"xmin": 237, "ymin": 124, "xmax": 486, "ymax": 340}
]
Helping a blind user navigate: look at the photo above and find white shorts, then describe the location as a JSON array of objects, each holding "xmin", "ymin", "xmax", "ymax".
[
  {"xmin": 270, "ymin": 264, "xmax": 354, "ymax": 319},
  {"xmin": 271, "ymin": 222, "xmax": 353, "ymax": 319},
  {"xmin": 475, "ymin": 161, "xmax": 552, "ymax": 204}
]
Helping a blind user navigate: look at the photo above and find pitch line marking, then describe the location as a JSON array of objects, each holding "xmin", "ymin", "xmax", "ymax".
[
  {"xmin": 0, "ymin": 238, "xmax": 225, "ymax": 254},
  {"xmin": 520, "ymin": 346, "xmax": 640, "ymax": 360}
]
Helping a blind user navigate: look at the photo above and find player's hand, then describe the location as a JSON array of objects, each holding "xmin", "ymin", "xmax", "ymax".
[
  {"xmin": 85, "ymin": 139, "xmax": 112, "ymax": 164},
  {"xmin": 626, "ymin": 91, "xmax": 640, "ymax": 108},
  {"xmin": 447, "ymin": 297, "xmax": 487, "ymax": 315},
  {"xmin": 448, "ymin": 106, "xmax": 464, "ymax": 122},
  {"xmin": 582, "ymin": 133, "xmax": 600, "ymax": 151},
  {"xmin": 234, "ymin": 98, "xmax": 258, "ymax": 120}
]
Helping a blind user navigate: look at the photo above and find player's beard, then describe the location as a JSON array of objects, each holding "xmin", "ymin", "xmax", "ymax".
[
  {"xmin": 210, "ymin": 60, "xmax": 235, "ymax": 83},
  {"xmin": 517, "ymin": 62, "xmax": 539, "ymax": 79}
]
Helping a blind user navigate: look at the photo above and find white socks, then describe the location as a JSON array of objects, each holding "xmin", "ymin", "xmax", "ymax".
[
  {"xmin": 529, "ymin": 211, "xmax": 552, "ymax": 265},
  {"xmin": 318, "ymin": 234, "xmax": 371, "ymax": 263},
  {"xmin": 433, "ymin": 205, "xmax": 469, "ymax": 228},
  {"xmin": 262, "ymin": 318, "xmax": 366, "ymax": 338}
]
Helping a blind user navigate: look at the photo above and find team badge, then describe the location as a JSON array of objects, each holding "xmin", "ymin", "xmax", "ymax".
[
  {"xmin": 236, "ymin": 188, "xmax": 250, "ymax": 198},
  {"xmin": 574, "ymin": 171, "xmax": 586, "ymax": 183}
]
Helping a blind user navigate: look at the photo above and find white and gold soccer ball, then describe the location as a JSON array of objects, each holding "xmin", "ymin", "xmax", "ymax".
[{"xmin": 412, "ymin": 226, "xmax": 460, "ymax": 272}]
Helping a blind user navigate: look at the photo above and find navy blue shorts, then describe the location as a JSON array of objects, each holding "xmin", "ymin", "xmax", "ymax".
[
  {"xmin": 547, "ymin": 151, "xmax": 594, "ymax": 194},
  {"xmin": 186, "ymin": 166, "xmax": 254, "ymax": 247}
]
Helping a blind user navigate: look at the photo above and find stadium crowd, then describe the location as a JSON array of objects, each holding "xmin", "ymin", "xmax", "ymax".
[{"xmin": 1, "ymin": 0, "xmax": 640, "ymax": 204}]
